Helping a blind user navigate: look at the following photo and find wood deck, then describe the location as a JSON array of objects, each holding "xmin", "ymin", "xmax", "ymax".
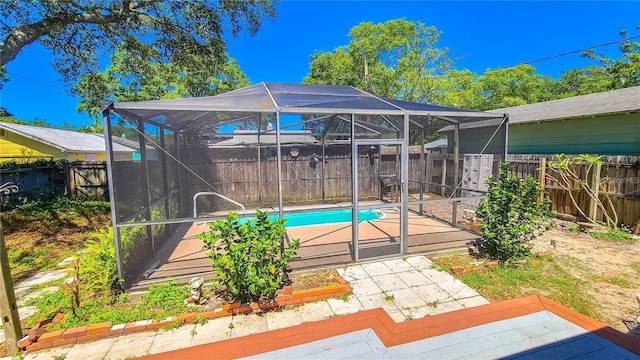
[{"xmin": 128, "ymin": 211, "xmax": 479, "ymax": 292}]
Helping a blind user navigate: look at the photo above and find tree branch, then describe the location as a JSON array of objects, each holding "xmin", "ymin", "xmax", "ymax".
[{"xmin": 1, "ymin": 11, "xmax": 127, "ymax": 67}]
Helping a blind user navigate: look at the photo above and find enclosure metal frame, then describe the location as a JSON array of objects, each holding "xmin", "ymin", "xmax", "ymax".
[{"xmin": 103, "ymin": 83, "xmax": 507, "ymax": 282}]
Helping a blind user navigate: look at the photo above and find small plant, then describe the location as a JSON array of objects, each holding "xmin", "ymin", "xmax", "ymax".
[
  {"xmin": 228, "ymin": 322, "xmax": 234, "ymax": 329},
  {"xmin": 590, "ymin": 227, "xmax": 633, "ymax": 242},
  {"xmin": 161, "ymin": 319, "xmax": 184, "ymax": 331},
  {"xmin": 476, "ymin": 162, "xmax": 553, "ymax": 261},
  {"xmin": 384, "ymin": 293, "xmax": 394, "ymax": 302},
  {"xmin": 80, "ymin": 227, "xmax": 122, "ymax": 304},
  {"xmin": 142, "ymin": 281, "xmax": 189, "ymax": 311},
  {"xmin": 334, "ymin": 293, "xmax": 349, "ymax": 302},
  {"xmin": 567, "ymin": 223, "xmax": 582, "ymax": 233},
  {"xmin": 198, "ymin": 211, "xmax": 300, "ymax": 303}
]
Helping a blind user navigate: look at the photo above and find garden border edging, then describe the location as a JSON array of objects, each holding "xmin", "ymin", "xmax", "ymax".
[{"xmin": 19, "ymin": 276, "xmax": 352, "ymax": 352}]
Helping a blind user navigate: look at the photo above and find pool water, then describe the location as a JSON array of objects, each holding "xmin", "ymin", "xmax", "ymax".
[{"xmin": 237, "ymin": 209, "xmax": 383, "ymax": 227}]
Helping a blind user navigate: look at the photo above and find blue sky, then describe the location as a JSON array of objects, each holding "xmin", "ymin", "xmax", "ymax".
[{"xmin": 1, "ymin": 1, "xmax": 638, "ymax": 128}]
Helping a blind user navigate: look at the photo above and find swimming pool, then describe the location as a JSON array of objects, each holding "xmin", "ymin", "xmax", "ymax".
[{"xmin": 237, "ymin": 209, "xmax": 383, "ymax": 227}]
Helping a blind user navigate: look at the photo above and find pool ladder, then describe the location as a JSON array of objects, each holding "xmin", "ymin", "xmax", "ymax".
[{"xmin": 193, "ymin": 192, "xmax": 246, "ymax": 218}]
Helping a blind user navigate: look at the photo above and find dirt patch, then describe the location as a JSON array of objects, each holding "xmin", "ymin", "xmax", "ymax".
[
  {"xmin": 290, "ymin": 269, "xmax": 340, "ymax": 291},
  {"xmin": 531, "ymin": 223, "xmax": 640, "ymax": 334}
]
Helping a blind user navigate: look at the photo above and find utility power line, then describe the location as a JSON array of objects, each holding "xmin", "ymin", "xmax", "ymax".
[{"xmin": 4, "ymin": 34, "xmax": 640, "ymax": 92}]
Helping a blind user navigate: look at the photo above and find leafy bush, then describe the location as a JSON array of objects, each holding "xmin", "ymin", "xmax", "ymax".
[
  {"xmin": 80, "ymin": 227, "xmax": 122, "ymax": 303},
  {"xmin": 198, "ymin": 211, "xmax": 300, "ymax": 303},
  {"xmin": 476, "ymin": 162, "xmax": 553, "ymax": 261}
]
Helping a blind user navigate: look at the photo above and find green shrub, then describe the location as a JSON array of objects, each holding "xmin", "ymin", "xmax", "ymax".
[
  {"xmin": 198, "ymin": 211, "xmax": 300, "ymax": 303},
  {"xmin": 476, "ymin": 162, "xmax": 553, "ymax": 261},
  {"xmin": 80, "ymin": 227, "xmax": 122, "ymax": 303}
]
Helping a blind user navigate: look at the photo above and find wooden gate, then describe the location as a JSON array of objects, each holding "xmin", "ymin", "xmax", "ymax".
[{"xmin": 66, "ymin": 162, "xmax": 108, "ymax": 197}]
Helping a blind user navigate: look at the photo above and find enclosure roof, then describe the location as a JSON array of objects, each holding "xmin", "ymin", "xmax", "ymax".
[
  {"xmin": 111, "ymin": 82, "xmax": 503, "ymax": 130},
  {"xmin": 0, "ymin": 121, "xmax": 137, "ymax": 153}
]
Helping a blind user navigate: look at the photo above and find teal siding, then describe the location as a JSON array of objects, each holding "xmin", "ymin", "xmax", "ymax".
[
  {"xmin": 508, "ymin": 113, "xmax": 639, "ymax": 155},
  {"xmin": 448, "ymin": 112, "xmax": 640, "ymax": 156}
]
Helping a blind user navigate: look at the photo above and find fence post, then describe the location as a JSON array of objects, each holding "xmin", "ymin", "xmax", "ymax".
[
  {"xmin": 440, "ymin": 158, "xmax": 447, "ymax": 197},
  {"xmin": 538, "ymin": 157, "xmax": 546, "ymax": 204},
  {"xmin": 66, "ymin": 162, "xmax": 76, "ymax": 197},
  {"xmin": 588, "ymin": 162, "xmax": 602, "ymax": 222}
]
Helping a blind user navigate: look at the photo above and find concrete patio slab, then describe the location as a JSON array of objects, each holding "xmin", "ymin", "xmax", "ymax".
[
  {"xmin": 103, "ymin": 331, "xmax": 156, "ymax": 359},
  {"xmin": 397, "ymin": 269, "xmax": 431, "ymax": 287},
  {"xmin": 360, "ymin": 261, "xmax": 393, "ymax": 276},
  {"xmin": 298, "ymin": 301, "xmax": 335, "ymax": 324},
  {"xmin": 148, "ymin": 324, "xmax": 196, "ymax": 355},
  {"xmin": 22, "ymin": 345, "xmax": 72, "ymax": 360},
  {"xmin": 349, "ymin": 277, "xmax": 382, "ymax": 297},
  {"xmin": 14, "ymin": 269, "xmax": 69, "ymax": 298},
  {"xmin": 404, "ymin": 255, "xmax": 434, "ymax": 269},
  {"xmin": 381, "ymin": 258, "xmax": 414, "ymax": 272},
  {"xmin": 63, "ymin": 336, "xmax": 116, "ymax": 360},
  {"xmin": 412, "ymin": 283, "xmax": 453, "ymax": 304},
  {"xmin": 190, "ymin": 317, "xmax": 232, "ymax": 346},
  {"xmin": 230, "ymin": 313, "xmax": 268, "ymax": 338},
  {"xmin": 371, "ymin": 273, "xmax": 406, "ymax": 292},
  {"xmin": 338, "ymin": 265, "xmax": 369, "ymax": 281},
  {"xmin": 387, "ymin": 288, "xmax": 428, "ymax": 311},
  {"xmin": 441, "ymin": 278, "xmax": 482, "ymax": 299},
  {"xmin": 266, "ymin": 308, "xmax": 303, "ymax": 331},
  {"xmin": 419, "ymin": 268, "xmax": 455, "ymax": 283},
  {"xmin": 356, "ymin": 293, "xmax": 402, "ymax": 315},
  {"xmin": 327, "ymin": 295, "xmax": 365, "ymax": 315},
  {"xmin": 458, "ymin": 295, "xmax": 491, "ymax": 308}
]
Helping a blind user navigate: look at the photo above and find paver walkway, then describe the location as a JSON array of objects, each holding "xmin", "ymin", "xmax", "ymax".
[{"xmin": 14, "ymin": 255, "xmax": 490, "ymax": 360}]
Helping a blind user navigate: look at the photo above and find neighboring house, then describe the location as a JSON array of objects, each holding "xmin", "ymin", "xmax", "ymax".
[
  {"xmin": 0, "ymin": 122, "xmax": 137, "ymax": 163},
  {"xmin": 206, "ymin": 129, "xmax": 318, "ymax": 147},
  {"xmin": 442, "ymin": 86, "xmax": 640, "ymax": 155}
]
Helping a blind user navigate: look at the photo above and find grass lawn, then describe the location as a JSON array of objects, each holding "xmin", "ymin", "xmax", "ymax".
[{"xmin": 432, "ymin": 252, "xmax": 599, "ymax": 319}]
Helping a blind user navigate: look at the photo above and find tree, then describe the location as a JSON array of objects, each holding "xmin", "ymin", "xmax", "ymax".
[
  {"xmin": 74, "ymin": 45, "xmax": 250, "ymax": 119},
  {"xmin": 435, "ymin": 64, "xmax": 555, "ymax": 111},
  {"xmin": 0, "ymin": 1, "xmax": 276, "ymax": 83},
  {"xmin": 304, "ymin": 18, "xmax": 452, "ymax": 103},
  {"xmin": 579, "ymin": 28, "xmax": 640, "ymax": 90}
]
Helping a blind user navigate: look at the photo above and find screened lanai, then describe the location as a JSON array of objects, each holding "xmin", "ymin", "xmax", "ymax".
[{"xmin": 103, "ymin": 82, "xmax": 508, "ymax": 288}]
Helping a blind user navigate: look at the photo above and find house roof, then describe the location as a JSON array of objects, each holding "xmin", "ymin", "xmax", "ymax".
[
  {"xmin": 491, "ymin": 85, "xmax": 640, "ymax": 125},
  {"xmin": 0, "ymin": 122, "xmax": 137, "ymax": 153},
  {"xmin": 439, "ymin": 86, "xmax": 640, "ymax": 131}
]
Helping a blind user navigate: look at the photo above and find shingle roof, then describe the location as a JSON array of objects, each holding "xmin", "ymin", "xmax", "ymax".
[
  {"xmin": 491, "ymin": 86, "xmax": 640, "ymax": 124},
  {"xmin": 0, "ymin": 122, "xmax": 136, "ymax": 153},
  {"xmin": 439, "ymin": 86, "xmax": 640, "ymax": 131}
]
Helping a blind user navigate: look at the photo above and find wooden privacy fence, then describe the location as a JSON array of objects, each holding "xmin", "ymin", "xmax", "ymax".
[
  {"xmin": 0, "ymin": 162, "xmax": 108, "ymax": 204},
  {"xmin": 507, "ymin": 154, "xmax": 640, "ymax": 227}
]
